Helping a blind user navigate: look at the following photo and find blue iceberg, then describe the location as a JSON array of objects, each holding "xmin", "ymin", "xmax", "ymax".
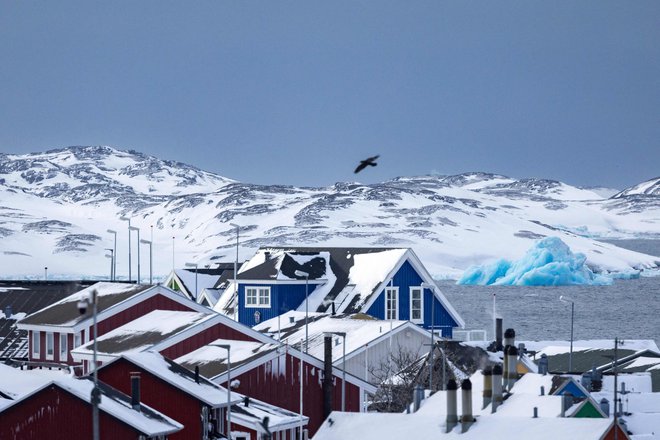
[{"xmin": 457, "ymin": 237, "xmax": 613, "ymax": 286}]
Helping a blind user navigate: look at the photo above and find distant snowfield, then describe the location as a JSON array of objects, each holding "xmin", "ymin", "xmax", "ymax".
[{"xmin": 0, "ymin": 146, "xmax": 658, "ymax": 280}]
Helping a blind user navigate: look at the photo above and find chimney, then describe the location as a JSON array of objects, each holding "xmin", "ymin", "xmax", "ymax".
[
  {"xmin": 289, "ymin": 316, "xmax": 295, "ymax": 324},
  {"xmin": 561, "ymin": 392, "xmax": 573, "ymax": 417},
  {"xmin": 331, "ymin": 302, "xmax": 336, "ymax": 315},
  {"xmin": 491, "ymin": 365, "xmax": 503, "ymax": 413},
  {"xmin": 195, "ymin": 366, "xmax": 200, "ymax": 384},
  {"xmin": 4, "ymin": 305, "xmax": 12, "ymax": 319},
  {"xmin": 533, "ymin": 407, "xmax": 538, "ymax": 418},
  {"xmin": 506, "ymin": 345, "xmax": 518, "ymax": 391},
  {"xmin": 504, "ymin": 328, "xmax": 515, "ymax": 349},
  {"xmin": 495, "ymin": 318, "xmax": 503, "ymax": 351},
  {"xmin": 323, "ymin": 336, "xmax": 333, "ymax": 418},
  {"xmin": 461, "ymin": 379, "xmax": 474, "ymax": 433},
  {"xmin": 538, "ymin": 354, "xmax": 548, "ymax": 375},
  {"xmin": 413, "ymin": 384, "xmax": 424, "ymax": 412},
  {"xmin": 540, "ymin": 386, "xmax": 545, "ymax": 396},
  {"xmin": 445, "ymin": 379, "xmax": 458, "ymax": 433},
  {"xmin": 264, "ymin": 251, "xmax": 271, "ymax": 261},
  {"xmin": 482, "ymin": 367, "xmax": 492, "ymax": 409},
  {"xmin": 244, "ymin": 396, "xmax": 250, "ymax": 407},
  {"xmin": 130, "ymin": 372, "xmax": 141, "ymax": 411},
  {"xmin": 580, "ymin": 372, "xmax": 592, "ymax": 392},
  {"xmin": 599, "ymin": 398, "xmax": 610, "ymax": 417}
]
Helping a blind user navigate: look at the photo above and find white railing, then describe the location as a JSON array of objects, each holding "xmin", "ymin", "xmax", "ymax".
[{"xmin": 452, "ymin": 329, "xmax": 488, "ymax": 342}]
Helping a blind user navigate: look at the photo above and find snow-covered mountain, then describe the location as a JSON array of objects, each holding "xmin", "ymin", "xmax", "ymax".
[{"xmin": 1, "ymin": 146, "xmax": 658, "ymax": 279}]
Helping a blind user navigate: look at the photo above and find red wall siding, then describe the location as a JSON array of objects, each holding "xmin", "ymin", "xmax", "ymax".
[
  {"xmin": 0, "ymin": 385, "xmax": 144, "ymax": 440},
  {"xmin": 160, "ymin": 321, "xmax": 259, "ymax": 360},
  {"xmin": 96, "ymin": 293, "xmax": 194, "ymax": 336},
  {"xmin": 218, "ymin": 351, "xmax": 361, "ymax": 436},
  {"xmin": 98, "ymin": 358, "xmax": 202, "ymax": 440}
]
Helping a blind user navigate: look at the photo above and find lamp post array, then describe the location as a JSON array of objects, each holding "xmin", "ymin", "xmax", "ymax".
[
  {"xmin": 129, "ymin": 225, "xmax": 141, "ymax": 284},
  {"xmin": 105, "ymin": 249, "xmax": 114, "ymax": 281},
  {"xmin": 120, "ymin": 217, "xmax": 131, "ymax": 282}
]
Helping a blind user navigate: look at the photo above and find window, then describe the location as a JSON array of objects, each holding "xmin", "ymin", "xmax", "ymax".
[
  {"xmin": 410, "ymin": 287, "xmax": 424, "ymax": 323},
  {"xmin": 60, "ymin": 333, "xmax": 68, "ymax": 361},
  {"xmin": 32, "ymin": 331, "xmax": 40, "ymax": 358},
  {"xmin": 245, "ymin": 287, "xmax": 270, "ymax": 308},
  {"xmin": 385, "ymin": 287, "xmax": 398, "ymax": 320},
  {"xmin": 74, "ymin": 332, "xmax": 82, "ymax": 348},
  {"xmin": 46, "ymin": 332, "xmax": 54, "ymax": 360}
]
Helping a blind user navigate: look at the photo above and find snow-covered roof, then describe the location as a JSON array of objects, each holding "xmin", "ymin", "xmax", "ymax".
[
  {"xmin": 175, "ymin": 338, "xmax": 280, "ymax": 380},
  {"xmin": 231, "ymin": 395, "xmax": 308, "ymax": 432},
  {"xmin": 254, "ymin": 311, "xmax": 430, "ymax": 364},
  {"xmin": 111, "ymin": 351, "xmax": 242, "ymax": 407},
  {"xmin": 71, "ymin": 309, "xmax": 215, "ymax": 361},
  {"xmin": 173, "ymin": 269, "xmax": 223, "ymax": 297},
  {"xmin": 18, "ymin": 282, "xmax": 152, "ymax": 327},
  {"xmin": 0, "ymin": 364, "xmax": 182, "ymax": 436}
]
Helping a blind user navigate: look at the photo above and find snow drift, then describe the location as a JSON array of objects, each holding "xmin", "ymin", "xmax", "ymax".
[{"xmin": 457, "ymin": 237, "xmax": 615, "ymax": 286}]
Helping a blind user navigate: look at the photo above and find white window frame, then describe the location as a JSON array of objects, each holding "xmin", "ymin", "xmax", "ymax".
[
  {"xmin": 74, "ymin": 332, "xmax": 82, "ymax": 348},
  {"xmin": 245, "ymin": 286, "xmax": 271, "ymax": 308},
  {"xmin": 32, "ymin": 331, "xmax": 40, "ymax": 358},
  {"xmin": 409, "ymin": 286, "xmax": 424, "ymax": 324},
  {"xmin": 385, "ymin": 287, "xmax": 399, "ymax": 320},
  {"xmin": 45, "ymin": 332, "xmax": 54, "ymax": 360},
  {"xmin": 59, "ymin": 333, "xmax": 68, "ymax": 362}
]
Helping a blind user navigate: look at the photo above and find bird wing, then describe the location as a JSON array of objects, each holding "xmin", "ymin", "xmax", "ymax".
[{"xmin": 354, "ymin": 162, "xmax": 367, "ymax": 173}]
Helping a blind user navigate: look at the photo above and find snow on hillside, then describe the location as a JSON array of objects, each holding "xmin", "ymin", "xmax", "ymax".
[{"xmin": 0, "ymin": 146, "xmax": 658, "ymax": 279}]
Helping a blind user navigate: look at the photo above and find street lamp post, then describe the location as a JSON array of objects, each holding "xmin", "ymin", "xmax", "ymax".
[
  {"xmin": 421, "ymin": 282, "xmax": 437, "ymax": 390},
  {"xmin": 295, "ymin": 270, "xmax": 310, "ymax": 353},
  {"xmin": 229, "ymin": 223, "xmax": 240, "ymax": 298},
  {"xmin": 185, "ymin": 262, "xmax": 199, "ymax": 299},
  {"xmin": 129, "ymin": 226, "xmax": 141, "ymax": 284},
  {"xmin": 140, "ymin": 239, "xmax": 152, "ymax": 284},
  {"xmin": 216, "ymin": 344, "xmax": 232, "ymax": 439},
  {"xmin": 330, "ymin": 332, "xmax": 347, "ymax": 411},
  {"xmin": 77, "ymin": 289, "xmax": 100, "ymax": 440},
  {"xmin": 107, "ymin": 229, "xmax": 117, "ymax": 281},
  {"xmin": 105, "ymin": 249, "xmax": 114, "ymax": 281},
  {"xmin": 559, "ymin": 296, "xmax": 575, "ymax": 373},
  {"xmin": 120, "ymin": 217, "xmax": 131, "ymax": 282}
]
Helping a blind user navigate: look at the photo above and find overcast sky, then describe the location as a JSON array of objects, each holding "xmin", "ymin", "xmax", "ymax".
[{"xmin": 1, "ymin": 1, "xmax": 658, "ymax": 189}]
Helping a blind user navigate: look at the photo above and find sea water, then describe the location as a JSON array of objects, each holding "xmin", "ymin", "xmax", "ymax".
[{"xmin": 440, "ymin": 239, "xmax": 660, "ymax": 345}]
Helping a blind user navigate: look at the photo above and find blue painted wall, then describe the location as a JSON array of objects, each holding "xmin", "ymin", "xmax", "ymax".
[
  {"xmin": 237, "ymin": 282, "xmax": 314, "ymax": 327},
  {"xmin": 365, "ymin": 260, "xmax": 458, "ymax": 337}
]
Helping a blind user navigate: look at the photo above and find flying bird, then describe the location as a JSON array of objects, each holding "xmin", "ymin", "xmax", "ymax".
[{"xmin": 354, "ymin": 155, "xmax": 379, "ymax": 174}]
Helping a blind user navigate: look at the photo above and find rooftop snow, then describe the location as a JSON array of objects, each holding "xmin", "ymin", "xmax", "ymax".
[{"xmin": 231, "ymin": 395, "xmax": 308, "ymax": 431}]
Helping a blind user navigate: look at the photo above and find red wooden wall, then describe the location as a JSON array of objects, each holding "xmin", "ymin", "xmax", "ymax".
[
  {"xmin": 98, "ymin": 358, "xmax": 202, "ymax": 440},
  {"xmin": 0, "ymin": 385, "xmax": 146, "ymax": 440},
  {"xmin": 160, "ymin": 320, "xmax": 260, "ymax": 360}
]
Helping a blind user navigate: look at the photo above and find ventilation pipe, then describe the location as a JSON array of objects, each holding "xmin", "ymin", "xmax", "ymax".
[
  {"xmin": 461, "ymin": 379, "xmax": 474, "ymax": 433},
  {"xmin": 600, "ymin": 398, "xmax": 610, "ymax": 417},
  {"xmin": 533, "ymin": 407, "xmax": 538, "ymax": 418},
  {"xmin": 503, "ymin": 346, "xmax": 510, "ymax": 390},
  {"xmin": 504, "ymin": 328, "xmax": 515, "ymax": 350},
  {"xmin": 323, "ymin": 336, "xmax": 333, "ymax": 419},
  {"xmin": 495, "ymin": 318, "xmax": 503, "ymax": 351},
  {"xmin": 130, "ymin": 372, "xmax": 141, "ymax": 411},
  {"xmin": 561, "ymin": 392, "xmax": 573, "ymax": 417},
  {"xmin": 445, "ymin": 379, "xmax": 458, "ymax": 433},
  {"xmin": 506, "ymin": 345, "xmax": 519, "ymax": 391},
  {"xmin": 540, "ymin": 386, "xmax": 545, "ymax": 396},
  {"xmin": 413, "ymin": 384, "xmax": 424, "ymax": 412},
  {"xmin": 491, "ymin": 365, "xmax": 503, "ymax": 413},
  {"xmin": 482, "ymin": 367, "xmax": 492, "ymax": 409},
  {"xmin": 331, "ymin": 302, "xmax": 336, "ymax": 316},
  {"xmin": 195, "ymin": 366, "xmax": 200, "ymax": 384},
  {"xmin": 581, "ymin": 372, "xmax": 592, "ymax": 392},
  {"xmin": 538, "ymin": 354, "xmax": 549, "ymax": 375}
]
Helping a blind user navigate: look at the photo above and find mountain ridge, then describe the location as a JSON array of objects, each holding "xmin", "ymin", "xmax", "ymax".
[{"xmin": 1, "ymin": 146, "xmax": 658, "ymax": 279}]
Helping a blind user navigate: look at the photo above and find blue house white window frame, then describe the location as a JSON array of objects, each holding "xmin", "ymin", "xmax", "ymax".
[
  {"xmin": 385, "ymin": 287, "xmax": 399, "ymax": 320},
  {"xmin": 409, "ymin": 286, "xmax": 424, "ymax": 324},
  {"xmin": 245, "ymin": 286, "xmax": 271, "ymax": 308}
]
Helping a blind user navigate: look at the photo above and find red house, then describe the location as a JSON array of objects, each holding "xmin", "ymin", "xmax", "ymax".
[
  {"xmin": 0, "ymin": 370, "xmax": 182, "ymax": 439},
  {"xmin": 17, "ymin": 282, "xmax": 212, "ymax": 371},
  {"xmin": 71, "ymin": 309, "xmax": 376, "ymax": 436},
  {"xmin": 98, "ymin": 351, "xmax": 308, "ymax": 440}
]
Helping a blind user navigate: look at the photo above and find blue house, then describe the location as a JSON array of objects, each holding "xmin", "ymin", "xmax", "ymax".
[{"xmin": 215, "ymin": 247, "xmax": 465, "ymax": 337}]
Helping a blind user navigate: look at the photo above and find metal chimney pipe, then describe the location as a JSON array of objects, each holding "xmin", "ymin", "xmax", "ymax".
[
  {"xmin": 195, "ymin": 366, "xmax": 200, "ymax": 384},
  {"xmin": 495, "ymin": 318, "xmax": 503, "ymax": 351},
  {"xmin": 323, "ymin": 336, "xmax": 333, "ymax": 419},
  {"xmin": 533, "ymin": 407, "xmax": 538, "ymax": 418},
  {"xmin": 503, "ymin": 345, "xmax": 510, "ymax": 390},
  {"xmin": 540, "ymin": 386, "xmax": 545, "ymax": 396},
  {"xmin": 482, "ymin": 367, "xmax": 492, "ymax": 409},
  {"xmin": 413, "ymin": 384, "xmax": 423, "ymax": 412},
  {"xmin": 506, "ymin": 345, "xmax": 519, "ymax": 391},
  {"xmin": 445, "ymin": 379, "xmax": 458, "ymax": 433},
  {"xmin": 461, "ymin": 379, "xmax": 474, "ymax": 433},
  {"xmin": 561, "ymin": 392, "xmax": 573, "ymax": 417},
  {"xmin": 492, "ymin": 365, "xmax": 503, "ymax": 413},
  {"xmin": 504, "ymin": 328, "xmax": 515, "ymax": 349},
  {"xmin": 538, "ymin": 354, "xmax": 549, "ymax": 375},
  {"xmin": 130, "ymin": 372, "xmax": 141, "ymax": 411},
  {"xmin": 600, "ymin": 398, "xmax": 610, "ymax": 417}
]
